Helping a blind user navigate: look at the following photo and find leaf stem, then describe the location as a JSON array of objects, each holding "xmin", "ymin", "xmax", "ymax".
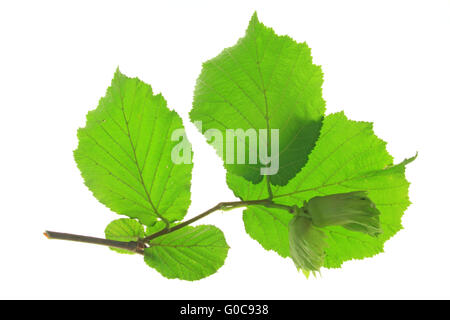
[
  {"xmin": 44, "ymin": 231, "xmax": 145, "ymax": 254},
  {"xmin": 143, "ymin": 199, "xmax": 294, "ymax": 242},
  {"xmin": 44, "ymin": 199, "xmax": 296, "ymax": 252}
]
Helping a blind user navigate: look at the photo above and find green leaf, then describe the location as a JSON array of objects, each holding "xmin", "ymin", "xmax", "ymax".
[
  {"xmin": 144, "ymin": 225, "xmax": 229, "ymax": 281},
  {"xmin": 104, "ymin": 218, "xmax": 144, "ymax": 254},
  {"xmin": 145, "ymin": 220, "xmax": 168, "ymax": 236},
  {"xmin": 243, "ymin": 206, "xmax": 292, "ymax": 258},
  {"xmin": 227, "ymin": 112, "xmax": 415, "ymax": 269},
  {"xmin": 190, "ymin": 12, "xmax": 325, "ymax": 185},
  {"xmin": 74, "ymin": 69, "xmax": 193, "ymax": 227},
  {"xmin": 227, "ymin": 172, "xmax": 294, "ymax": 258},
  {"xmin": 227, "ymin": 172, "xmax": 292, "ymax": 257}
]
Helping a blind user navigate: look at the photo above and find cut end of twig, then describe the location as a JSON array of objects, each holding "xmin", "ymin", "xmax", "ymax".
[{"xmin": 43, "ymin": 231, "xmax": 51, "ymax": 239}]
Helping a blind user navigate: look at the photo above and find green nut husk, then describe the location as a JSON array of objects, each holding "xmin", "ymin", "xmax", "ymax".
[
  {"xmin": 288, "ymin": 213, "xmax": 328, "ymax": 275},
  {"xmin": 305, "ymin": 191, "xmax": 382, "ymax": 237}
]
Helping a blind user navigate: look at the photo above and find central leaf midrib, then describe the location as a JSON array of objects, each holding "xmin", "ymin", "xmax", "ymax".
[{"xmin": 117, "ymin": 80, "xmax": 164, "ymax": 222}]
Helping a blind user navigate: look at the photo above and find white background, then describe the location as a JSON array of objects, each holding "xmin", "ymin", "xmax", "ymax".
[{"xmin": 1, "ymin": 0, "xmax": 449, "ymax": 299}]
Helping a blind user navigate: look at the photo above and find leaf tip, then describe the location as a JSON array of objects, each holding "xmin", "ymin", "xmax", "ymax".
[
  {"xmin": 247, "ymin": 11, "xmax": 262, "ymax": 32},
  {"xmin": 251, "ymin": 11, "xmax": 259, "ymax": 22},
  {"xmin": 397, "ymin": 153, "xmax": 418, "ymax": 168},
  {"xmin": 113, "ymin": 66, "xmax": 126, "ymax": 81}
]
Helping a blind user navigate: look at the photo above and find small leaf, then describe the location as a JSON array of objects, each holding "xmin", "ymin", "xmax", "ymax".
[
  {"xmin": 144, "ymin": 225, "xmax": 229, "ymax": 281},
  {"xmin": 145, "ymin": 220, "xmax": 167, "ymax": 236},
  {"xmin": 74, "ymin": 69, "xmax": 193, "ymax": 227},
  {"xmin": 105, "ymin": 218, "xmax": 144, "ymax": 254},
  {"xmin": 190, "ymin": 12, "xmax": 325, "ymax": 185}
]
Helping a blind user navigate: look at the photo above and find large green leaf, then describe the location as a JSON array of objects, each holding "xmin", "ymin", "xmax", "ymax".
[
  {"xmin": 144, "ymin": 225, "xmax": 229, "ymax": 281},
  {"xmin": 74, "ymin": 70, "xmax": 193, "ymax": 227},
  {"xmin": 227, "ymin": 112, "xmax": 415, "ymax": 269},
  {"xmin": 190, "ymin": 13, "xmax": 325, "ymax": 185}
]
